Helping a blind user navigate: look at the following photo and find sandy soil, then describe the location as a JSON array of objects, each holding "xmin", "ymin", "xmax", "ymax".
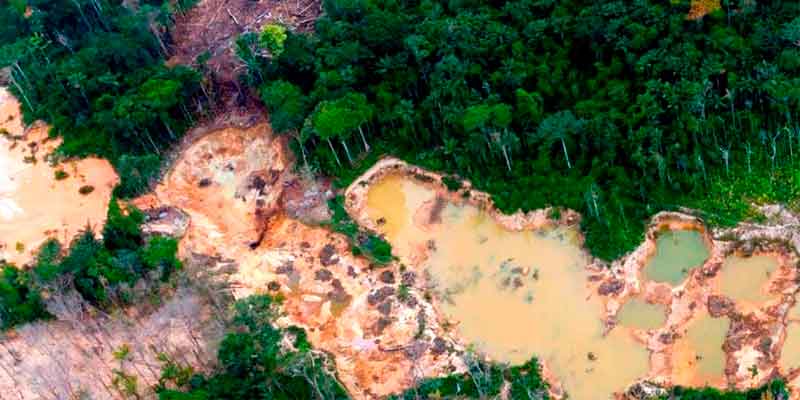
[{"xmin": 0, "ymin": 88, "xmax": 118, "ymax": 266}]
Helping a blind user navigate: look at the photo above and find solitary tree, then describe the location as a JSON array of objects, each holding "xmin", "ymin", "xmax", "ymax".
[
  {"xmin": 463, "ymin": 103, "xmax": 517, "ymax": 171},
  {"xmin": 535, "ymin": 110, "xmax": 583, "ymax": 170}
]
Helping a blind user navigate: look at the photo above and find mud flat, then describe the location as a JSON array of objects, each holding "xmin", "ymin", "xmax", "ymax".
[{"xmin": 0, "ymin": 88, "xmax": 117, "ymax": 266}]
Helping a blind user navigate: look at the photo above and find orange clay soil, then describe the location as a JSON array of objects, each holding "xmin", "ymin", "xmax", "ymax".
[
  {"xmin": 135, "ymin": 128, "xmax": 800, "ymax": 399},
  {"xmin": 133, "ymin": 125, "xmax": 461, "ymax": 399},
  {"xmin": 0, "ymin": 88, "xmax": 117, "ymax": 266}
]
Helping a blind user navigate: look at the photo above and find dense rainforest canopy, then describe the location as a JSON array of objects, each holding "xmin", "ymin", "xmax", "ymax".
[
  {"xmin": 0, "ymin": 0, "xmax": 202, "ymax": 197},
  {"xmin": 246, "ymin": 0, "xmax": 800, "ymax": 259}
]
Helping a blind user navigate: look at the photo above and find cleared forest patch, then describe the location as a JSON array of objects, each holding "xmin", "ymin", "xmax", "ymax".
[{"xmin": 168, "ymin": 0, "xmax": 321, "ymax": 109}]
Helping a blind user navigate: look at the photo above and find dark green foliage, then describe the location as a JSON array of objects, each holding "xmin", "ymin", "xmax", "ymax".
[
  {"xmin": 60, "ymin": 230, "xmax": 108, "ymax": 304},
  {"xmin": 141, "ymin": 236, "xmax": 182, "ymax": 281},
  {"xmin": 59, "ymin": 198, "xmax": 181, "ymax": 306},
  {"xmin": 32, "ymin": 239, "xmax": 63, "ymax": 282},
  {"xmin": 113, "ymin": 154, "xmax": 162, "ymax": 198},
  {"xmin": 661, "ymin": 380, "xmax": 787, "ymax": 399},
  {"xmin": 243, "ymin": 0, "xmax": 800, "ymax": 260},
  {"xmin": 103, "ymin": 197, "xmax": 145, "ymax": 252},
  {"xmin": 157, "ymin": 295, "xmax": 349, "ymax": 400},
  {"xmin": 391, "ymin": 356, "xmax": 547, "ymax": 399},
  {"xmin": 442, "ymin": 175, "xmax": 462, "ymax": 192},
  {"xmin": 394, "ymin": 359, "xmax": 787, "ymax": 400},
  {"xmin": 260, "ymin": 80, "xmax": 308, "ymax": 134},
  {"xmin": 327, "ymin": 195, "xmax": 393, "ymax": 264},
  {"xmin": 0, "ymin": 265, "xmax": 51, "ymax": 329},
  {"xmin": 0, "ymin": 1, "xmax": 201, "ymax": 197}
]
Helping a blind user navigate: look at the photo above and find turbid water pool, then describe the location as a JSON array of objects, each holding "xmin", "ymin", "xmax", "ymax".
[
  {"xmin": 782, "ymin": 325, "xmax": 800, "ymax": 373},
  {"xmin": 643, "ymin": 230, "xmax": 709, "ymax": 285},
  {"xmin": 781, "ymin": 303, "xmax": 800, "ymax": 373},
  {"xmin": 617, "ymin": 298, "xmax": 666, "ymax": 330},
  {"xmin": 365, "ymin": 175, "xmax": 650, "ymax": 400},
  {"xmin": 719, "ymin": 254, "xmax": 779, "ymax": 304},
  {"xmin": 672, "ymin": 312, "xmax": 729, "ymax": 387}
]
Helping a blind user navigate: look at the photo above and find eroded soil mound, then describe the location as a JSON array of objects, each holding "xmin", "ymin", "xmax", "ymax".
[{"xmin": 0, "ymin": 88, "xmax": 118, "ymax": 266}]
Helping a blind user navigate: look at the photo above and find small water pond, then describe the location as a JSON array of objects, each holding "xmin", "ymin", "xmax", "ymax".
[
  {"xmin": 643, "ymin": 230, "xmax": 709, "ymax": 285},
  {"xmin": 672, "ymin": 313, "xmax": 729, "ymax": 387},
  {"xmin": 718, "ymin": 254, "xmax": 779, "ymax": 304},
  {"xmin": 617, "ymin": 298, "xmax": 666, "ymax": 330}
]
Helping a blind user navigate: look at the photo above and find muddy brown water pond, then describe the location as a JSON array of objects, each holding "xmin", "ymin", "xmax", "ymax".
[
  {"xmin": 365, "ymin": 175, "xmax": 650, "ymax": 400},
  {"xmin": 617, "ymin": 298, "xmax": 666, "ymax": 330},
  {"xmin": 672, "ymin": 312, "xmax": 730, "ymax": 387},
  {"xmin": 0, "ymin": 88, "xmax": 118, "ymax": 265},
  {"xmin": 719, "ymin": 255, "xmax": 780, "ymax": 304},
  {"xmin": 782, "ymin": 304, "xmax": 800, "ymax": 373},
  {"xmin": 643, "ymin": 230, "xmax": 710, "ymax": 286}
]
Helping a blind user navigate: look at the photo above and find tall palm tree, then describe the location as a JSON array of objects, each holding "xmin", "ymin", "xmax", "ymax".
[{"xmin": 535, "ymin": 110, "xmax": 583, "ymax": 170}]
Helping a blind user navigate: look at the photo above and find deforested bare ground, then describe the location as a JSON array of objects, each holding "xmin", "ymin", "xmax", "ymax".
[
  {"xmin": 0, "ymin": 266, "xmax": 231, "ymax": 400},
  {"xmin": 688, "ymin": 0, "xmax": 721, "ymax": 20},
  {"xmin": 168, "ymin": 0, "xmax": 321, "ymax": 110}
]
